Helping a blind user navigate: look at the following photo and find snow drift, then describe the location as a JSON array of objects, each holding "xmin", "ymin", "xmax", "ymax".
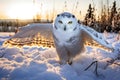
[{"xmin": 0, "ymin": 24, "xmax": 120, "ymax": 80}]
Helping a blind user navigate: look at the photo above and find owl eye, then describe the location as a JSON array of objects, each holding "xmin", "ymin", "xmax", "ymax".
[
  {"xmin": 72, "ymin": 15, "xmax": 75, "ymax": 18},
  {"xmin": 57, "ymin": 14, "xmax": 60, "ymax": 17},
  {"xmin": 68, "ymin": 21, "xmax": 72, "ymax": 24},
  {"xmin": 58, "ymin": 20, "xmax": 63, "ymax": 24}
]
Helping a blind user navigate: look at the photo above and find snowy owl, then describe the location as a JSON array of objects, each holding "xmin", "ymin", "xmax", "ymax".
[{"xmin": 3, "ymin": 12, "xmax": 113, "ymax": 65}]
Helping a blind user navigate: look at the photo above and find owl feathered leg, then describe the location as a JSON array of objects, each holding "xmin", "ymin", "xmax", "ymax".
[
  {"xmin": 62, "ymin": 46, "xmax": 73, "ymax": 65},
  {"xmin": 56, "ymin": 45, "xmax": 69, "ymax": 64},
  {"xmin": 56, "ymin": 45, "xmax": 75, "ymax": 65},
  {"xmin": 66, "ymin": 50, "xmax": 73, "ymax": 65}
]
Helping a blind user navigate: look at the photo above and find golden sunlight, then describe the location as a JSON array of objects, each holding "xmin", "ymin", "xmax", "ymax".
[{"xmin": 7, "ymin": 4, "xmax": 39, "ymax": 19}]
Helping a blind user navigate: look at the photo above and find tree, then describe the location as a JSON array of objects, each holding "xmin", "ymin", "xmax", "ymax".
[
  {"xmin": 110, "ymin": 1, "xmax": 119, "ymax": 32},
  {"xmin": 84, "ymin": 4, "xmax": 98, "ymax": 31},
  {"xmin": 84, "ymin": 4, "xmax": 95, "ymax": 26},
  {"xmin": 110, "ymin": 1, "xmax": 117, "ymax": 22},
  {"xmin": 100, "ymin": 1, "xmax": 119, "ymax": 33}
]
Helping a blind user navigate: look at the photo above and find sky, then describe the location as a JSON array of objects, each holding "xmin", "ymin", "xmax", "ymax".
[{"xmin": 0, "ymin": 0, "xmax": 120, "ymax": 20}]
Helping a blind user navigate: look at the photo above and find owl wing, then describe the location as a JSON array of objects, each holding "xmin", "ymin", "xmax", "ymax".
[
  {"xmin": 3, "ymin": 23, "xmax": 55, "ymax": 48},
  {"xmin": 80, "ymin": 24, "xmax": 113, "ymax": 51}
]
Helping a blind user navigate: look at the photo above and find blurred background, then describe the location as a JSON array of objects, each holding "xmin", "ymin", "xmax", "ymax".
[{"xmin": 0, "ymin": 0, "xmax": 120, "ymax": 33}]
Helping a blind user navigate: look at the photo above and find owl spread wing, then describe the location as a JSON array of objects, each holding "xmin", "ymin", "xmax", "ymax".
[
  {"xmin": 3, "ymin": 23, "xmax": 55, "ymax": 48},
  {"xmin": 80, "ymin": 24, "xmax": 113, "ymax": 51}
]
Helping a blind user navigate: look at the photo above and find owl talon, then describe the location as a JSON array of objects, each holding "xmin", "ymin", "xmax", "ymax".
[
  {"xmin": 68, "ymin": 61, "xmax": 72, "ymax": 65},
  {"xmin": 68, "ymin": 59, "xmax": 73, "ymax": 65}
]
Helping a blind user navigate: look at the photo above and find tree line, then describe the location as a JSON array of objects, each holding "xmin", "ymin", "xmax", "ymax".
[
  {"xmin": 84, "ymin": 1, "xmax": 120, "ymax": 33},
  {"xmin": 0, "ymin": 1, "xmax": 120, "ymax": 33}
]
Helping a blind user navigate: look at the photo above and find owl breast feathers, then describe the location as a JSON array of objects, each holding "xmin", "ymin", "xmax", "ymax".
[{"xmin": 3, "ymin": 12, "xmax": 113, "ymax": 65}]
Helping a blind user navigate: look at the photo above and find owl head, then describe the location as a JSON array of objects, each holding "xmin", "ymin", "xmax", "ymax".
[{"xmin": 53, "ymin": 12, "xmax": 79, "ymax": 31}]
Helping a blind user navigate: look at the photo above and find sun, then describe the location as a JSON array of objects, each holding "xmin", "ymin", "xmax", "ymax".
[{"xmin": 7, "ymin": 4, "xmax": 38, "ymax": 19}]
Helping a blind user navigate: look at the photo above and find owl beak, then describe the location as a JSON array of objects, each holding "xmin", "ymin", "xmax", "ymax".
[{"xmin": 64, "ymin": 26, "xmax": 66, "ymax": 31}]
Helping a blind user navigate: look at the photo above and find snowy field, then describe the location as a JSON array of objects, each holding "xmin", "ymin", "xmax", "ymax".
[{"xmin": 0, "ymin": 31, "xmax": 120, "ymax": 80}]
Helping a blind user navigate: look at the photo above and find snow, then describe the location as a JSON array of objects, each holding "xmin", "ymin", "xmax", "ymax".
[
  {"xmin": 0, "ymin": 30, "xmax": 120, "ymax": 80},
  {"xmin": 0, "ymin": 32, "xmax": 14, "ymax": 45}
]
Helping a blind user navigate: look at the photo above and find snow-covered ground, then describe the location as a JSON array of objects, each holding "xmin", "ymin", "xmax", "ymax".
[{"xmin": 0, "ymin": 32, "xmax": 120, "ymax": 80}]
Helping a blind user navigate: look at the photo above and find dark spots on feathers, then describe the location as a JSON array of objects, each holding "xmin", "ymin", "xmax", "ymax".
[
  {"xmin": 53, "ymin": 33, "xmax": 59, "ymax": 42},
  {"xmin": 105, "ymin": 40, "xmax": 109, "ymax": 44},
  {"xmin": 94, "ymin": 33, "xmax": 98, "ymax": 37},
  {"xmin": 54, "ymin": 25, "xmax": 57, "ymax": 30},
  {"xmin": 59, "ymin": 12, "xmax": 76, "ymax": 18},
  {"xmin": 73, "ymin": 27, "xmax": 77, "ymax": 31},
  {"xmin": 66, "ymin": 36, "xmax": 76, "ymax": 43}
]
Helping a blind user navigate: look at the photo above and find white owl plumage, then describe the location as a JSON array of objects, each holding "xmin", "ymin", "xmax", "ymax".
[{"xmin": 3, "ymin": 12, "xmax": 113, "ymax": 65}]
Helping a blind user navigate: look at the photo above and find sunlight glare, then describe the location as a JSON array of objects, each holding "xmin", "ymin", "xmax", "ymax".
[{"xmin": 7, "ymin": 4, "xmax": 39, "ymax": 19}]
